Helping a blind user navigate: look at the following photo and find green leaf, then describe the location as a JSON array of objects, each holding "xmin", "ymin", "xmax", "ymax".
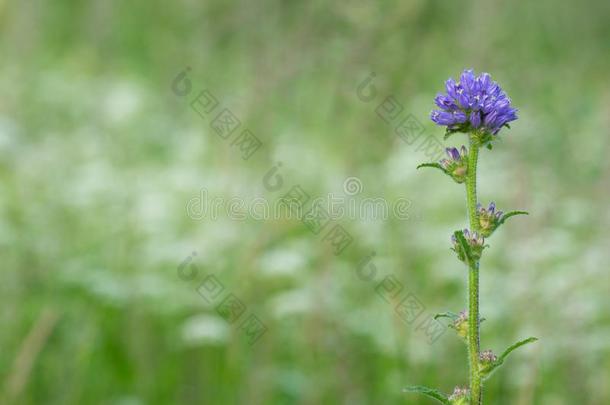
[
  {"xmin": 498, "ymin": 210, "xmax": 529, "ymax": 225},
  {"xmin": 403, "ymin": 386, "xmax": 449, "ymax": 404},
  {"xmin": 498, "ymin": 337, "xmax": 538, "ymax": 363},
  {"xmin": 417, "ymin": 163, "xmax": 447, "ymax": 173},
  {"xmin": 433, "ymin": 312, "xmax": 486, "ymax": 323},
  {"xmin": 453, "ymin": 230, "xmax": 473, "ymax": 265},
  {"xmin": 481, "ymin": 337, "xmax": 538, "ymax": 380},
  {"xmin": 433, "ymin": 311, "xmax": 460, "ymax": 322}
]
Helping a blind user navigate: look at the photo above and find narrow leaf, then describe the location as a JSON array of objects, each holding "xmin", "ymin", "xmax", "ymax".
[
  {"xmin": 481, "ymin": 337, "xmax": 538, "ymax": 380},
  {"xmin": 403, "ymin": 386, "xmax": 449, "ymax": 404},
  {"xmin": 499, "ymin": 210, "xmax": 529, "ymax": 225},
  {"xmin": 454, "ymin": 230, "xmax": 473, "ymax": 265},
  {"xmin": 433, "ymin": 311, "xmax": 460, "ymax": 322},
  {"xmin": 417, "ymin": 163, "xmax": 447, "ymax": 173},
  {"xmin": 498, "ymin": 337, "xmax": 538, "ymax": 363}
]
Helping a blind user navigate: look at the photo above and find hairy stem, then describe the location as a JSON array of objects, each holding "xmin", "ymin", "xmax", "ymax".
[{"xmin": 466, "ymin": 141, "xmax": 481, "ymax": 404}]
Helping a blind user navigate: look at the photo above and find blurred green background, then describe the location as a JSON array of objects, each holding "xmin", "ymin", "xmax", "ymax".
[{"xmin": 2, "ymin": 0, "xmax": 610, "ymax": 404}]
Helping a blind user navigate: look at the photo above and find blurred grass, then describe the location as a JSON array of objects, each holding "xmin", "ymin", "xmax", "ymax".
[{"xmin": 1, "ymin": 0, "xmax": 610, "ymax": 404}]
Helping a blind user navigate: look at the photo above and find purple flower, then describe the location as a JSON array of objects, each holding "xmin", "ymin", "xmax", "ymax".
[
  {"xmin": 462, "ymin": 229, "xmax": 485, "ymax": 247},
  {"xmin": 440, "ymin": 146, "xmax": 468, "ymax": 183},
  {"xmin": 431, "ymin": 69, "xmax": 518, "ymax": 137},
  {"xmin": 476, "ymin": 202, "xmax": 504, "ymax": 237},
  {"xmin": 451, "ymin": 229, "xmax": 486, "ymax": 262}
]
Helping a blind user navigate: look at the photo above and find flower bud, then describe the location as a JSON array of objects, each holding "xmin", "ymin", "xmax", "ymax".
[
  {"xmin": 479, "ymin": 349, "xmax": 498, "ymax": 371},
  {"xmin": 451, "ymin": 229, "xmax": 486, "ymax": 262},
  {"xmin": 448, "ymin": 386, "xmax": 470, "ymax": 405},
  {"xmin": 439, "ymin": 146, "xmax": 468, "ymax": 183},
  {"xmin": 452, "ymin": 310, "xmax": 469, "ymax": 339},
  {"xmin": 476, "ymin": 202, "xmax": 503, "ymax": 237}
]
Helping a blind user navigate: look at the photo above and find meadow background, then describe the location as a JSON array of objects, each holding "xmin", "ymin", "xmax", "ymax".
[{"xmin": 1, "ymin": 1, "xmax": 610, "ymax": 404}]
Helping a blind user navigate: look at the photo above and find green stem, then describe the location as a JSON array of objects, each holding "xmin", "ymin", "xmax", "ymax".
[{"xmin": 466, "ymin": 141, "xmax": 481, "ymax": 405}]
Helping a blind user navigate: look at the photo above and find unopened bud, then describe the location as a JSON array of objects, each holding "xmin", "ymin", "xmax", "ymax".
[{"xmin": 448, "ymin": 386, "xmax": 470, "ymax": 405}]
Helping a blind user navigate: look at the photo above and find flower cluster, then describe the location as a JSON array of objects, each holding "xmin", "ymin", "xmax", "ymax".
[
  {"xmin": 479, "ymin": 350, "xmax": 497, "ymax": 365},
  {"xmin": 451, "ymin": 229, "xmax": 486, "ymax": 262},
  {"xmin": 477, "ymin": 202, "xmax": 504, "ymax": 237},
  {"xmin": 452, "ymin": 310, "xmax": 469, "ymax": 339},
  {"xmin": 431, "ymin": 69, "xmax": 517, "ymax": 141},
  {"xmin": 440, "ymin": 146, "xmax": 468, "ymax": 183},
  {"xmin": 448, "ymin": 386, "xmax": 470, "ymax": 404}
]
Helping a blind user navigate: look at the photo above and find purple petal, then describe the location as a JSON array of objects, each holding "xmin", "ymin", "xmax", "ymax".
[
  {"xmin": 445, "ymin": 78, "xmax": 458, "ymax": 100},
  {"xmin": 478, "ymin": 73, "xmax": 491, "ymax": 91},
  {"xmin": 455, "ymin": 87, "xmax": 469, "ymax": 108},
  {"xmin": 431, "ymin": 111, "xmax": 453, "ymax": 125},
  {"xmin": 469, "ymin": 111, "xmax": 482, "ymax": 128},
  {"xmin": 434, "ymin": 94, "xmax": 456, "ymax": 111},
  {"xmin": 460, "ymin": 69, "xmax": 475, "ymax": 91},
  {"xmin": 453, "ymin": 111, "xmax": 467, "ymax": 123},
  {"xmin": 447, "ymin": 147, "xmax": 460, "ymax": 160}
]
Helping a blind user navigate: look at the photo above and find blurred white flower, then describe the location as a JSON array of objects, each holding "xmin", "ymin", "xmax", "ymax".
[{"xmin": 181, "ymin": 314, "xmax": 229, "ymax": 346}]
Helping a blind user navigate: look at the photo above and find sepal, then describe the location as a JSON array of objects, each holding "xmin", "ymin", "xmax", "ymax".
[{"xmin": 470, "ymin": 130, "xmax": 493, "ymax": 147}]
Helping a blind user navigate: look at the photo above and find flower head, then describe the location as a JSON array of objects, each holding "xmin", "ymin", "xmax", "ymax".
[
  {"xmin": 477, "ymin": 202, "xmax": 504, "ymax": 237},
  {"xmin": 440, "ymin": 146, "xmax": 468, "ymax": 183},
  {"xmin": 448, "ymin": 386, "xmax": 470, "ymax": 404},
  {"xmin": 451, "ymin": 229, "xmax": 486, "ymax": 262},
  {"xmin": 479, "ymin": 349, "xmax": 498, "ymax": 364},
  {"xmin": 452, "ymin": 310, "xmax": 469, "ymax": 339},
  {"xmin": 431, "ymin": 69, "xmax": 517, "ymax": 140},
  {"xmin": 479, "ymin": 349, "xmax": 498, "ymax": 374}
]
